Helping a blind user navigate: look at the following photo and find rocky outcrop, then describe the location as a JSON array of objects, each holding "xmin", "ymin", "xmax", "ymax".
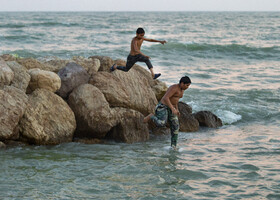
[
  {"xmin": 0, "ymin": 86, "xmax": 28, "ymax": 141},
  {"xmin": 19, "ymin": 89, "xmax": 76, "ymax": 145},
  {"xmin": 57, "ymin": 62, "xmax": 90, "ymax": 99},
  {"xmin": 27, "ymin": 68, "xmax": 61, "ymax": 93},
  {"xmin": 107, "ymin": 108, "xmax": 149, "ymax": 143},
  {"xmin": 0, "ymin": 54, "xmax": 223, "ymax": 147},
  {"xmin": 6, "ymin": 61, "xmax": 30, "ymax": 92},
  {"xmin": 0, "ymin": 58, "xmax": 14, "ymax": 88},
  {"xmin": 68, "ymin": 84, "xmax": 118, "ymax": 139},
  {"xmin": 193, "ymin": 111, "xmax": 223, "ymax": 128}
]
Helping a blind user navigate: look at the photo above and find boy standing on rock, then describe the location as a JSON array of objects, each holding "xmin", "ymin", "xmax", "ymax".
[
  {"xmin": 110, "ymin": 27, "xmax": 166, "ymax": 79},
  {"xmin": 144, "ymin": 76, "xmax": 191, "ymax": 149}
]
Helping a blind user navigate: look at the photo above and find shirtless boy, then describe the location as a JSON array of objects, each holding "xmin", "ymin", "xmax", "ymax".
[
  {"xmin": 110, "ymin": 27, "xmax": 166, "ymax": 79},
  {"xmin": 144, "ymin": 76, "xmax": 191, "ymax": 148}
]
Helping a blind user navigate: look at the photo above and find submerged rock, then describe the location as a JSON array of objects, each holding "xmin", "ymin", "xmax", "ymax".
[{"xmin": 193, "ymin": 111, "xmax": 223, "ymax": 128}]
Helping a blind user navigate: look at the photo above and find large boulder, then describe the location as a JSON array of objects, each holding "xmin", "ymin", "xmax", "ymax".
[
  {"xmin": 178, "ymin": 102, "xmax": 199, "ymax": 132},
  {"xmin": 28, "ymin": 68, "xmax": 61, "ymax": 93},
  {"xmin": 0, "ymin": 58, "xmax": 14, "ymax": 88},
  {"xmin": 107, "ymin": 108, "xmax": 149, "ymax": 143},
  {"xmin": 193, "ymin": 111, "xmax": 223, "ymax": 128},
  {"xmin": 114, "ymin": 59, "xmax": 167, "ymax": 102},
  {"xmin": 6, "ymin": 61, "xmax": 30, "ymax": 92},
  {"xmin": 57, "ymin": 62, "xmax": 90, "ymax": 99},
  {"xmin": 111, "ymin": 68, "xmax": 158, "ymax": 115},
  {"xmin": 89, "ymin": 56, "xmax": 113, "ymax": 72},
  {"xmin": 19, "ymin": 89, "xmax": 76, "ymax": 145},
  {"xmin": 68, "ymin": 84, "xmax": 118, "ymax": 139},
  {"xmin": 0, "ymin": 86, "xmax": 28, "ymax": 141},
  {"xmin": 89, "ymin": 72, "xmax": 131, "ymax": 108},
  {"xmin": 16, "ymin": 57, "xmax": 57, "ymax": 72}
]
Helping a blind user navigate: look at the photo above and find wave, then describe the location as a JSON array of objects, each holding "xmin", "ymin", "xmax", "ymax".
[
  {"xmin": 0, "ymin": 22, "xmax": 80, "ymax": 28},
  {"xmin": 152, "ymin": 42, "xmax": 280, "ymax": 60}
]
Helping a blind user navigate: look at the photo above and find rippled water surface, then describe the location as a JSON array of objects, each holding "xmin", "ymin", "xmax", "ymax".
[{"xmin": 1, "ymin": 12, "xmax": 280, "ymax": 199}]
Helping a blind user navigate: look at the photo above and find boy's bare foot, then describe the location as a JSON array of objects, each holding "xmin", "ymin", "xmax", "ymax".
[{"xmin": 143, "ymin": 113, "xmax": 153, "ymax": 123}]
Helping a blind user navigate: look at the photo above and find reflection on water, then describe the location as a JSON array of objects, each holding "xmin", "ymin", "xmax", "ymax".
[{"xmin": 1, "ymin": 124, "xmax": 280, "ymax": 199}]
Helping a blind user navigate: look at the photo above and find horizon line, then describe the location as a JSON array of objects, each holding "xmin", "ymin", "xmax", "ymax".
[{"xmin": 0, "ymin": 10, "xmax": 279, "ymax": 12}]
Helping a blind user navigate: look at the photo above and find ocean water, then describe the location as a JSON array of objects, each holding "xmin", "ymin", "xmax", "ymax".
[{"xmin": 1, "ymin": 12, "xmax": 280, "ymax": 199}]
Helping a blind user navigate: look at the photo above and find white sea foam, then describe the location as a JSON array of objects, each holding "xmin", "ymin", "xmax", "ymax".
[{"xmin": 216, "ymin": 110, "xmax": 242, "ymax": 125}]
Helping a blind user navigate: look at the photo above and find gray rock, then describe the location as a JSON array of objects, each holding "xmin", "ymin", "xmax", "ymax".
[{"xmin": 57, "ymin": 62, "xmax": 90, "ymax": 99}]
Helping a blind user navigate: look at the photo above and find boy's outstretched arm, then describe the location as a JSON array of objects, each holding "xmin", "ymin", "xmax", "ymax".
[{"xmin": 143, "ymin": 38, "xmax": 167, "ymax": 45}]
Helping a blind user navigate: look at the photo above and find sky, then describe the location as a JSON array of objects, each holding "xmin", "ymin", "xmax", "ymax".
[{"xmin": 0, "ymin": 0, "xmax": 280, "ymax": 12}]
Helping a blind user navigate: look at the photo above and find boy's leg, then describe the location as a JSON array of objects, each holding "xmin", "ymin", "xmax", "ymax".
[
  {"xmin": 149, "ymin": 103, "xmax": 168, "ymax": 127},
  {"xmin": 135, "ymin": 54, "xmax": 161, "ymax": 79},
  {"xmin": 168, "ymin": 111, "xmax": 180, "ymax": 147},
  {"xmin": 116, "ymin": 55, "xmax": 136, "ymax": 72}
]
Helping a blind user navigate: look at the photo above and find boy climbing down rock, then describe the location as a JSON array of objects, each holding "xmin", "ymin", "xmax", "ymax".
[{"xmin": 144, "ymin": 76, "xmax": 191, "ymax": 148}]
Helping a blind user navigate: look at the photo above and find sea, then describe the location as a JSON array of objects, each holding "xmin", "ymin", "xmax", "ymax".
[{"xmin": 0, "ymin": 12, "xmax": 280, "ymax": 199}]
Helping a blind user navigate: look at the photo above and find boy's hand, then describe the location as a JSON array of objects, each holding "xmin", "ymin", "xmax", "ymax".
[
  {"xmin": 146, "ymin": 56, "xmax": 151, "ymax": 59},
  {"xmin": 172, "ymin": 107, "xmax": 179, "ymax": 116},
  {"xmin": 160, "ymin": 40, "xmax": 167, "ymax": 45}
]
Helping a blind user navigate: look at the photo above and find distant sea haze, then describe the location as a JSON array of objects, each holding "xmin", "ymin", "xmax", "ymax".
[{"xmin": 1, "ymin": 12, "xmax": 280, "ymax": 199}]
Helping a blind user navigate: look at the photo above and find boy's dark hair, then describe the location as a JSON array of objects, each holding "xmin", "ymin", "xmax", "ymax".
[
  {"xmin": 179, "ymin": 76, "xmax": 191, "ymax": 84},
  {"xmin": 136, "ymin": 28, "xmax": 145, "ymax": 34}
]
